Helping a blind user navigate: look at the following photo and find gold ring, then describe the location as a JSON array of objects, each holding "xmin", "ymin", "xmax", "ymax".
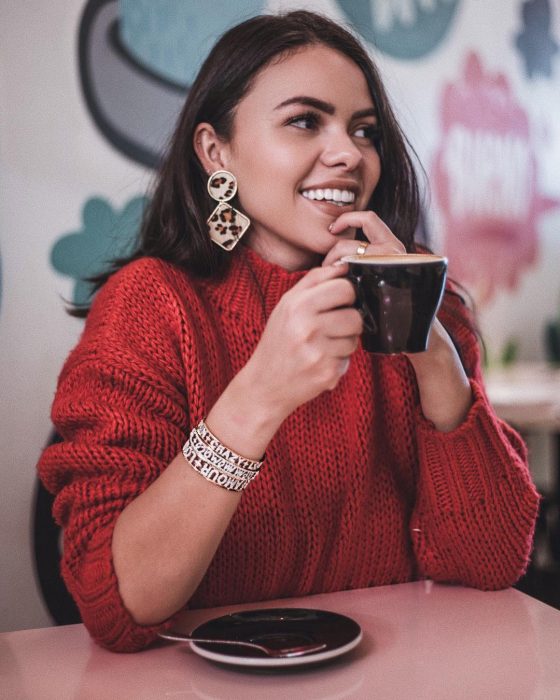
[{"xmin": 355, "ymin": 244, "xmax": 367, "ymax": 256}]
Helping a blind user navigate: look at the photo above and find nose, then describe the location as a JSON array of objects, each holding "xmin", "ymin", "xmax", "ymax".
[{"xmin": 320, "ymin": 129, "xmax": 363, "ymax": 171}]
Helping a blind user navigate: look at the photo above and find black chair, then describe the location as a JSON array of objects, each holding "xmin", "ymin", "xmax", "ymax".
[{"xmin": 33, "ymin": 431, "xmax": 81, "ymax": 625}]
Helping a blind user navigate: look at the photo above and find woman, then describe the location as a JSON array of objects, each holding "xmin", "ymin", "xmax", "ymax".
[{"xmin": 38, "ymin": 11, "xmax": 539, "ymax": 652}]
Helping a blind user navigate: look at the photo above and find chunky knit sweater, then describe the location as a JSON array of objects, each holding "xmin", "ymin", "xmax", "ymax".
[{"xmin": 38, "ymin": 247, "xmax": 539, "ymax": 652}]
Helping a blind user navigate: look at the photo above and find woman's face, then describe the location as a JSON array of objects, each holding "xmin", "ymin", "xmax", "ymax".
[{"xmin": 222, "ymin": 44, "xmax": 382, "ymax": 270}]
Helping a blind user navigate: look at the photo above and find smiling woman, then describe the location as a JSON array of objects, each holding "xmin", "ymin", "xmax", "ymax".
[{"xmin": 37, "ymin": 10, "xmax": 539, "ymax": 653}]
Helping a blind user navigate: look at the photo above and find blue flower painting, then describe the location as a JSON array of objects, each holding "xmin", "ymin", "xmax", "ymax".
[{"xmin": 51, "ymin": 196, "xmax": 147, "ymax": 306}]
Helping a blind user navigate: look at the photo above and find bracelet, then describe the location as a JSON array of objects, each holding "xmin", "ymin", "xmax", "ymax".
[
  {"xmin": 196, "ymin": 421, "xmax": 263, "ymax": 472},
  {"xmin": 183, "ymin": 442, "xmax": 250, "ymax": 492},
  {"xmin": 189, "ymin": 429, "xmax": 258, "ymax": 480},
  {"xmin": 182, "ymin": 421, "xmax": 263, "ymax": 492}
]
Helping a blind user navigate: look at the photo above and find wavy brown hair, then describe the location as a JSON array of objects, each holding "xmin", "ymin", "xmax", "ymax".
[{"xmin": 75, "ymin": 10, "xmax": 423, "ymax": 314}]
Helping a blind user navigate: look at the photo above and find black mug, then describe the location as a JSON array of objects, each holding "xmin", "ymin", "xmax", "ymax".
[{"xmin": 343, "ymin": 253, "xmax": 448, "ymax": 354}]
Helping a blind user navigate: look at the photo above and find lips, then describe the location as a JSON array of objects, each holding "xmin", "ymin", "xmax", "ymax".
[{"xmin": 299, "ymin": 194, "xmax": 356, "ymax": 218}]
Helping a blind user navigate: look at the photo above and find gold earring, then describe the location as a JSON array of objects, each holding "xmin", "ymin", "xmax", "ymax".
[{"xmin": 206, "ymin": 170, "xmax": 251, "ymax": 251}]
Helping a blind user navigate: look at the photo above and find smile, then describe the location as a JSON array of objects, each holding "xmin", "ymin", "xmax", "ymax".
[{"xmin": 301, "ymin": 188, "xmax": 356, "ymax": 206}]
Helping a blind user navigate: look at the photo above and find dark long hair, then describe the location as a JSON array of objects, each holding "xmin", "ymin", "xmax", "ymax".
[{"xmin": 74, "ymin": 10, "xmax": 421, "ymax": 315}]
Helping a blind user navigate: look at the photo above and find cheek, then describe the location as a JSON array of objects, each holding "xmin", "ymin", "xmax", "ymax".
[
  {"xmin": 234, "ymin": 143, "xmax": 304, "ymax": 207},
  {"xmin": 365, "ymin": 154, "xmax": 382, "ymax": 197}
]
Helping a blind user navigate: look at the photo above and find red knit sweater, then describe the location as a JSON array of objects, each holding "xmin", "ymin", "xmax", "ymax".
[{"xmin": 38, "ymin": 248, "xmax": 539, "ymax": 652}]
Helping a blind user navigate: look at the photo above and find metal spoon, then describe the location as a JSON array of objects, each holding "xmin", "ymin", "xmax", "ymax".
[{"xmin": 159, "ymin": 630, "xmax": 327, "ymax": 658}]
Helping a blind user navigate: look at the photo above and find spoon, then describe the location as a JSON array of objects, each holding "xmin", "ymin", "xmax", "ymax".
[{"xmin": 159, "ymin": 630, "xmax": 327, "ymax": 658}]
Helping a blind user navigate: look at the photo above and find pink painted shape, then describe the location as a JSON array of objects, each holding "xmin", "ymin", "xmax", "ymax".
[{"xmin": 432, "ymin": 52, "xmax": 559, "ymax": 303}]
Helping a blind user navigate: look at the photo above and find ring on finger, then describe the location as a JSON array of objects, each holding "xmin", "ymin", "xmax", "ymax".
[{"xmin": 355, "ymin": 243, "xmax": 367, "ymax": 256}]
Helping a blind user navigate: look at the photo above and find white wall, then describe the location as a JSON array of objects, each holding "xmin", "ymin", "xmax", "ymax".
[{"xmin": 1, "ymin": 0, "xmax": 559, "ymax": 632}]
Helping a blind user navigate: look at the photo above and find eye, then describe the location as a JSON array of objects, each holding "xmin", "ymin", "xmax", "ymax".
[
  {"xmin": 286, "ymin": 111, "xmax": 320, "ymax": 131},
  {"xmin": 353, "ymin": 124, "xmax": 381, "ymax": 144}
]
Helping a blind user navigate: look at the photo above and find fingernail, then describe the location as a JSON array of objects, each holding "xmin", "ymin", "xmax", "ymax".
[
  {"xmin": 328, "ymin": 223, "xmax": 334, "ymax": 232},
  {"xmin": 333, "ymin": 259, "xmax": 346, "ymax": 267}
]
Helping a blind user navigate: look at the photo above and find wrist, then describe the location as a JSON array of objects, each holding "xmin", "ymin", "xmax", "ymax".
[
  {"xmin": 206, "ymin": 364, "xmax": 286, "ymax": 461},
  {"xmin": 406, "ymin": 328, "xmax": 472, "ymax": 432},
  {"xmin": 406, "ymin": 321, "xmax": 456, "ymax": 377}
]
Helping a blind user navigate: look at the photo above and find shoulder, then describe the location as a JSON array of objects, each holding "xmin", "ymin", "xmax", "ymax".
[
  {"xmin": 88, "ymin": 257, "xmax": 199, "ymax": 331},
  {"xmin": 67, "ymin": 258, "xmax": 202, "ymax": 378},
  {"xmin": 55, "ymin": 258, "xmax": 199, "ymax": 406},
  {"xmin": 97, "ymin": 256, "xmax": 191, "ymax": 303}
]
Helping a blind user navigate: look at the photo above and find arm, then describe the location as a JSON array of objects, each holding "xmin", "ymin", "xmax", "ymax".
[
  {"xmin": 406, "ymin": 318, "xmax": 472, "ymax": 432},
  {"xmin": 408, "ymin": 291, "xmax": 540, "ymax": 589},
  {"xmin": 324, "ymin": 212, "xmax": 539, "ymax": 589},
  {"xmin": 38, "ymin": 259, "xmax": 361, "ymax": 651}
]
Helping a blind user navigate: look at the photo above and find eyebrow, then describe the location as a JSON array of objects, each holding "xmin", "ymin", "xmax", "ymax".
[{"xmin": 274, "ymin": 96, "xmax": 377, "ymax": 120}]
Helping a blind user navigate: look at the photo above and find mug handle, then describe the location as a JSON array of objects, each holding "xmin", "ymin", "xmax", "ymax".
[{"xmin": 350, "ymin": 275, "xmax": 378, "ymax": 334}]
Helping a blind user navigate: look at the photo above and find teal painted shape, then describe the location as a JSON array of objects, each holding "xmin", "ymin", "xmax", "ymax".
[
  {"xmin": 337, "ymin": 0, "xmax": 460, "ymax": 59},
  {"xmin": 51, "ymin": 196, "xmax": 147, "ymax": 306},
  {"xmin": 119, "ymin": 0, "xmax": 266, "ymax": 87}
]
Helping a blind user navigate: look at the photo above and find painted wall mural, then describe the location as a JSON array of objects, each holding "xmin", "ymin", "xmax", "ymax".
[
  {"xmin": 432, "ymin": 52, "xmax": 559, "ymax": 304},
  {"xmin": 79, "ymin": 0, "xmax": 265, "ymax": 168},
  {"xmin": 51, "ymin": 196, "xmax": 147, "ymax": 306},
  {"xmin": 337, "ymin": 0, "xmax": 460, "ymax": 59}
]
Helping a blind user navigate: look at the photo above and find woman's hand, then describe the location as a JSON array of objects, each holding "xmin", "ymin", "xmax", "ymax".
[
  {"xmin": 322, "ymin": 210, "xmax": 406, "ymax": 267},
  {"xmin": 243, "ymin": 262, "xmax": 363, "ymax": 420},
  {"xmin": 405, "ymin": 318, "xmax": 473, "ymax": 431},
  {"xmin": 322, "ymin": 210, "xmax": 472, "ymax": 431}
]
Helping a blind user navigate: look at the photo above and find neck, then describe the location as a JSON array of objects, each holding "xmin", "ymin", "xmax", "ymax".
[{"xmin": 244, "ymin": 233, "xmax": 322, "ymax": 272}]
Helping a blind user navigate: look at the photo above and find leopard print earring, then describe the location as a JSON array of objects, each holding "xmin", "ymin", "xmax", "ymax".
[{"xmin": 206, "ymin": 170, "xmax": 251, "ymax": 251}]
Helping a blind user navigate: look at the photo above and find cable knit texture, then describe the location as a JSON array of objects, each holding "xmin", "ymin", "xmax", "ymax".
[{"xmin": 38, "ymin": 248, "xmax": 539, "ymax": 652}]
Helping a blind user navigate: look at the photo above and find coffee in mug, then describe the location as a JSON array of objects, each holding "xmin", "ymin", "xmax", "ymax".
[{"xmin": 342, "ymin": 253, "xmax": 448, "ymax": 354}]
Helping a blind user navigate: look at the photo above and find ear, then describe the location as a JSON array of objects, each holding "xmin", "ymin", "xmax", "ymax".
[{"xmin": 193, "ymin": 123, "xmax": 231, "ymax": 174}]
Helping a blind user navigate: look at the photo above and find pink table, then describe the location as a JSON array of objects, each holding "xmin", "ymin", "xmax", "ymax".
[{"xmin": 3, "ymin": 582, "xmax": 560, "ymax": 699}]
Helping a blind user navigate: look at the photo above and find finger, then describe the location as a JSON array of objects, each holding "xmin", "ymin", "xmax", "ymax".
[
  {"xmin": 304, "ymin": 278, "xmax": 356, "ymax": 313},
  {"xmin": 319, "ymin": 308, "xmax": 363, "ymax": 338},
  {"xmin": 322, "ymin": 239, "xmax": 371, "ymax": 268},
  {"xmin": 327, "ymin": 335, "xmax": 360, "ymax": 358},
  {"xmin": 330, "ymin": 211, "xmax": 406, "ymax": 252},
  {"xmin": 293, "ymin": 261, "xmax": 349, "ymax": 292}
]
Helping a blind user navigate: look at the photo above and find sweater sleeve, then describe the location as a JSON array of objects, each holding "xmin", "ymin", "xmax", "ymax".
[
  {"xmin": 409, "ymin": 290, "xmax": 540, "ymax": 589},
  {"xmin": 37, "ymin": 259, "xmax": 190, "ymax": 651}
]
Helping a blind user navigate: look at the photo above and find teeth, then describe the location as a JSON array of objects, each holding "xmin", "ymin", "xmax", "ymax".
[{"xmin": 301, "ymin": 188, "xmax": 356, "ymax": 204}]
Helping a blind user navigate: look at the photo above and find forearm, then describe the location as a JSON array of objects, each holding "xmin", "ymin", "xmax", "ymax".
[
  {"xmin": 112, "ymin": 454, "xmax": 241, "ymax": 625},
  {"xmin": 407, "ymin": 320, "xmax": 472, "ymax": 432},
  {"xmin": 112, "ymin": 366, "xmax": 286, "ymax": 626},
  {"xmin": 410, "ymin": 381, "xmax": 539, "ymax": 588}
]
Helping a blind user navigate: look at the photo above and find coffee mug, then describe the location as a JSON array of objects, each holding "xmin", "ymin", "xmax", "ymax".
[{"xmin": 342, "ymin": 253, "xmax": 448, "ymax": 354}]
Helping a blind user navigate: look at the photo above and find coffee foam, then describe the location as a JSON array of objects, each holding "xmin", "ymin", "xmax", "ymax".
[{"xmin": 341, "ymin": 253, "xmax": 446, "ymax": 265}]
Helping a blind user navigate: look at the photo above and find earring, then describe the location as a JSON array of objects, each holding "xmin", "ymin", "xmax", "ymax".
[{"xmin": 206, "ymin": 170, "xmax": 251, "ymax": 251}]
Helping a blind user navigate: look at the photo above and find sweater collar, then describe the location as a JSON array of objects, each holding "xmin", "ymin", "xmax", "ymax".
[{"xmin": 203, "ymin": 245, "xmax": 309, "ymax": 322}]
